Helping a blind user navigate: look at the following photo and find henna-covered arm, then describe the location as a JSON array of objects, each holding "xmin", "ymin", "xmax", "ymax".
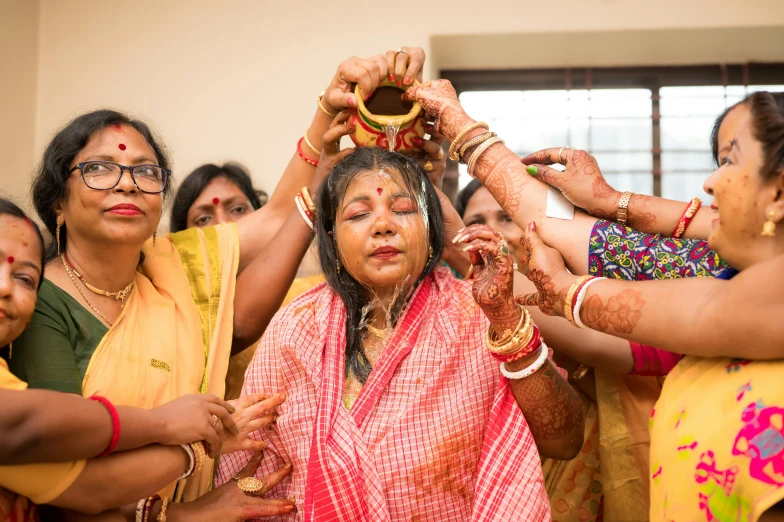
[
  {"xmin": 403, "ymin": 81, "xmax": 597, "ymax": 275},
  {"xmin": 521, "ymin": 221, "xmax": 784, "ymax": 360},
  {"xmin": 521, "ymin": 148, "xmax": 715, "ymax": 240},
  {"xmin": 455, "ymin": 224, "xmax": 584, "ymax": 460}
]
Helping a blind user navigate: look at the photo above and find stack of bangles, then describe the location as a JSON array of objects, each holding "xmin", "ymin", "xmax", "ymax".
[
  {"xmin": 671, "ymin": 197, "xmax": 702, "ymax": 239},
  {"xmin": 134, "ymin": 441, "xmax": 205, "ymax": 522},
  {"xmin": 446, "ymin": 121, "xmax": 505, "ymax": 178},
  {"xmin": 564, "ymin": 275, "xmax": 607, "ymax": 328},
  {"xmin": 485, "ymin": 305, "xmax": 548, "ymax": 379},
  {"xmin": 296, "ymin": 132, "xmax": 321, "ymax": 168},
  {"xmin": 295, "ymin": 186, "xmax": 316, "ymax": 230}
]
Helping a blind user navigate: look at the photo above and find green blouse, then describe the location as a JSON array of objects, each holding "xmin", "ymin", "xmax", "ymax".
[{"xmin": 10, "ymin": 279, "xmax": 107, "ymax": 394}]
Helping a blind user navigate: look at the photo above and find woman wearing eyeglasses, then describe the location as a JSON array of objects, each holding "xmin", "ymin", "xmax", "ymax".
[{"xmin": 8, "ymin": 49, "xmax": 427, "ymax": 519}]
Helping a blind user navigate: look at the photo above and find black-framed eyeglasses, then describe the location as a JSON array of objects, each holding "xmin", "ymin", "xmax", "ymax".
[{"xmin": 69, "ymin": 161, "xmax": 170, "ymax": 194}]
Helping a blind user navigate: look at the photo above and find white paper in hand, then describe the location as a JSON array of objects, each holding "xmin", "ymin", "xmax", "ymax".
[{"xmin": 545, "ymin": 185, "xmax": 575, "ymax": 220}]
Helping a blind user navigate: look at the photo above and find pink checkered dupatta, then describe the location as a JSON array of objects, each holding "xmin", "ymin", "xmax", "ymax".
[{"xmin": 216, "ymin": 268, "xmax": 550, "ymax": 521}]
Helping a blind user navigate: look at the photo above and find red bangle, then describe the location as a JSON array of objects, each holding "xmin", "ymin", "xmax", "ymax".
[
  {"xmin": 89, "ymin": 395, "xmax": 120, "ymax": 457},
  {"xmin": 489, "ymin": 326, "xmax": 541, "ymax": 363},
  {"xmin": 296, "ymin": 137, "xmax": 319, "ymax": 167},
  {"xmin": 296, "ymin": 193, "xmax": 316, "ymax": 222},
  {"xmin": 671, "ymin": 197, "xmax": 702, "ymax": 239},
  {"xmin": 143, "ymin": 495, "xmax": 160, "ymax": 522}
]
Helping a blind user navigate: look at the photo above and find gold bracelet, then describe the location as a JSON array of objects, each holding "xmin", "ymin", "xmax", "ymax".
[
  {"xmin": 486, "ymin": 307, "xmax": 535, "ymax": 356},
  {"xmin": 571, "ymin": 364, "xmax": 590, "ymax": 382},
  {"xmin": 301, "ymin": 187, "xmax": 315, "ymax": 212},
  {"xmin": 467, "ymin": 136, "xmax": 504, "ymax": 177},
  {"xmin": 303, "ymin": 131, "xmax": 321, "ymax": 156},
  {"xmin": 458, "ymin": 132, "xmax": 496, "ymax": 162},
  {"xmin": 564, "ymin": 275, "xmax": 595, "ymax": 326},
  {"xmin": 487, "ymin": 305, "xmax": 527, "ymax": 346},
  {"xmin": 156, "ymin": 499, "xmax": 169, "ymax": 522},
  {"xmin": 317, "ymin": 91, "xmax": 336, "ymax": 118},
  {"xmin": 189, "ymin": 441, "xmax": 206, "ymax": 474},
  {"xmin": 616, "ymin": 191, "xmax": 633, "ymax": 227},
  {"xmin": 448, "ymin": 121, "xmax": 489, "ymax": 161}
]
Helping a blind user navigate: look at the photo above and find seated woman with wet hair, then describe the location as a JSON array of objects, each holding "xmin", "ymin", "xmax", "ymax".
[{"xmin": 217, "ymin": 146, "xmax": 585, "ymax": 520}]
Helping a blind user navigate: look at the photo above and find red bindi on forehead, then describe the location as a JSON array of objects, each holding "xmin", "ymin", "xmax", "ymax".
[
  {"xmin": 7, "ymin": 256, "xmax": 14, "ymax": 264},
  {"xmin": 212, "ymin": 197, "xmax": 220, "ymax": 205},
  {"xmin": 377, "ymin": 188, "xmax": 383, "ymax": 195},
  {"xmin": 118, "ymin": 144, "xmax": 127, "ymax": 151},
  {"xmin": 113, "ymin": 124, "xmax": 122, "ymax": 131}
]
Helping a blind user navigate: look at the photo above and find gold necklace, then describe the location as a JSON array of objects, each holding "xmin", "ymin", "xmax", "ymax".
[
  {"xmin": 366, "ymin": 324, "xmax": 389, "ymax": 340},
  {"xmin": 61, "ymin": 254, "xmax": 135, "ymax": 308},
  {"xmin": 60, "ymin": 254, "xmax": 114, "ymax": 326}
]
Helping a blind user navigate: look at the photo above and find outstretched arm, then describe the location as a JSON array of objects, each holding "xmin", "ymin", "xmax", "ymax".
[
  {"xmin": 519, "ymin": 223, "xmax": 784, "ymax": 360},
  {"xmin": 521, "ymin": 147, "xmax": 715, "ymax": 240},
  {"xmin": 404, "ymin": 80, "xmax": 597, "ymax": 275}
]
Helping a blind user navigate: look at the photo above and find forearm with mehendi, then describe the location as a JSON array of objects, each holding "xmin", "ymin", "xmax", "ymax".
[
  {"xmin": 577, "ymin": 257, "xmax": 784, "ymax": 359},
  {"xmin": 507, "ymin": 354, "xmax": 585, "ymax": 460}
]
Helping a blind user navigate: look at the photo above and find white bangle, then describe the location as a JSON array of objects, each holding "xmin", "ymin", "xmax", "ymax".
[
  {"xmin": 500, "ymin": 342, "xmax": 549, "ymax": 380},
  {"xmin": 573, "ymin": 277, "xmax": 607, "ymax": 329},
  {"xmin": 178, "ymin": 443, "xmax": 196, "ymax": 480},
  {"xmin": 294, "ymin": 194, "xmax": 314, "ymax": 230},
  {"xmin": 135, "ymin": 498, "xmax": 147, "ymax": 522}
]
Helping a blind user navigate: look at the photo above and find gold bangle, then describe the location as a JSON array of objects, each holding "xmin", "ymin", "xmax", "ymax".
[
  {"xmin": 156, "ymin": 498, "xmax": 169, "ymax": 522},
  {"xmin": 449, "ymin": 121, "xmax": 489, "ymax": 161},
  {"xmin": 317, "ymin": 91, "xmax": 337, "ymax": 118},
  {"xmin": 486, "ymin": 307, "xmax": 535, "ymax": 356},
  {"xmin": 301, "ymin": 187, "xmax": 315, "ymax": 212},
  {"xmin": 303, "ymin": 131, "xmax": 322, "ymax": 157},
  {"xmin": 467, "ymin": 136, "xmax": 504, "ymax": 177},
  {"xmin": 564, "ymin": 275, "xmax": 594, "ymax": 326},
  {"xmin": 487, "ymin": 306, "xmax": 527, "ymax": 346},
  {"xmin": 458, "ymin": 132, "xmax": 496, "ymax": 162},
  {"xmin": 571, "ymin": 364, "xmax": 590, "ymax": 382},
  {"xmin": 616, "ymin": 191, "xmax": 633, "ymax": 227},
  {"xmin": 189, "ymin": 441, "xmax": 206, "ymax": 474}
]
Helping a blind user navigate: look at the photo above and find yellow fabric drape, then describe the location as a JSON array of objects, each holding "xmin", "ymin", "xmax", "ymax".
[
  {"xmin": 81, "ymin": 223, "xmax": 239, "ymax": 501},
  {"xmin": 594, "ymin": 372, "xmax": 662, "ymax": 521}
]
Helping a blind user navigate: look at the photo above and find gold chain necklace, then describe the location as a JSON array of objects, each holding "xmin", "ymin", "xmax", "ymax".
[
  {"xmin": 366, "ymin": 324, "xmax": 389, "ymax": 340},
  {"xmin": 61, "ymin": 254, "xmax": 134, "ymax": 308},
  {"xmin": 61, "ymin": 254, "xmax": 128, "ymax": 326}
]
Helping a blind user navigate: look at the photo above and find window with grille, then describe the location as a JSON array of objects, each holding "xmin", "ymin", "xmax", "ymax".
[{"xmin": 442, "ymin": 65, "xmax": 784, "ymax": 200}]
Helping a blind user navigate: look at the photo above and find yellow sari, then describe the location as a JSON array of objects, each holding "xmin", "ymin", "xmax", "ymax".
[
  {"xmin": 650, "ymin": 356, "xmax": 784, "ymax": 521},
  {"xmin": 82, "ymin": 223, "xmax": 239, "ymax": 501}
]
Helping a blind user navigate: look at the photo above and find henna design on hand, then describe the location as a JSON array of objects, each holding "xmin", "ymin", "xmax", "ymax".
[
  {"xmin": 525, "ymin": 269, "xmax": 566, "ymax": 317},
  {"xmin": 627, "ymin": 194, "xmax": 659, "ymax": 233},
  {"xmin": 580, "ymin": 289, "xmax": 645, "ymax": 334}
]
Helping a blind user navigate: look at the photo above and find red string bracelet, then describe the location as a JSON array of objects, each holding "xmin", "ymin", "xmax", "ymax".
[
  {"xmin": 671, "ymin": 197, "xmax": 702, "ymax": 239},
  {"xmin": 89, "ymin": 395, "xmax": 120, "ymax": 457},
  {"xmin": 296, "ymin": 137, "xmax": 319, "ymax": 167}
]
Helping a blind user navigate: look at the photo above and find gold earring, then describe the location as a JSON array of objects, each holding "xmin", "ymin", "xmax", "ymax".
[
  {"xmin": 8, "ymin": 342, "xmax": 12, "ymax": 360},
  {"xmin": 762, "ymin": 210, "xmax": 777, "ymax": 237},
  {"xmin": 55, "ymin": 215, "xmax": 63, "ymax": 256},
  {"xmin": 428, "ymin": 246, "xmax": 433, "ymax": 263},
  {"xmin": 336, "ymin": 258, "xmax": 341, "ymax": 275},
  {"xmin": 153, "ymin": 231, "xmax": 157, "ymax": 247}
]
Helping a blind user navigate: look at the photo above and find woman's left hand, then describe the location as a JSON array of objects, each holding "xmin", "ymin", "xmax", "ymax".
[
  {"xmin": 311, "ymin": 110, "xmax": 357, "ymax": 188},
  {"xmin": 516, "ymin": 222, "xmax": 578, "ymax": 318},
  {"xmin": 221, "ymin": 393, "xmax": 286, "ymax": 455},
  {"xmin": 453, "ymin": 224, "xmax": 518, "ymax": 325}
]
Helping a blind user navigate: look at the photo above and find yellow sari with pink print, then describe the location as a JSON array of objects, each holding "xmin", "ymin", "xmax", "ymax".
[{"xmin": 650, "ymin": 356, "xmax": 784, "ymax": 521}]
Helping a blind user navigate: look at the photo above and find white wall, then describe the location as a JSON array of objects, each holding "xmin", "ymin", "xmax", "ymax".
[{"xmin": 2, "ymin": 0, "xmax": 784, "ymax": 216}]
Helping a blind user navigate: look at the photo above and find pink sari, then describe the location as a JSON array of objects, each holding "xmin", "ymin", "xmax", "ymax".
[{"xmin": 217, "ymin": 268, "xmax": 550, "ymax": 521}]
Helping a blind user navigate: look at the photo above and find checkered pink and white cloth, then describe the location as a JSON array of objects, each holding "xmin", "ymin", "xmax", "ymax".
[{"xmin": 216, "ymin": 267, "xmax": 550, "ymax": 521}]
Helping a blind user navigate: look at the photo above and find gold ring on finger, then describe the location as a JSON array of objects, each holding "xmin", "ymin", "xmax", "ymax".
[
  {"xmin": 212, "ymin": 415, "xmax": 219, "ymax": 430},
  {"xmin": 396, "ymin": 48, "xmax": 409, "ymax": 55},
  {"xmin": 237, "ymin": 477, "xmax": 265, "ymax": 494},
  {"xmin": 424, "ymin": 161, "xmax": 433, "ymax": 172},
  {"xmin": 558, "ymin": 147, "xmax": 566, "ymax": 164}
]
